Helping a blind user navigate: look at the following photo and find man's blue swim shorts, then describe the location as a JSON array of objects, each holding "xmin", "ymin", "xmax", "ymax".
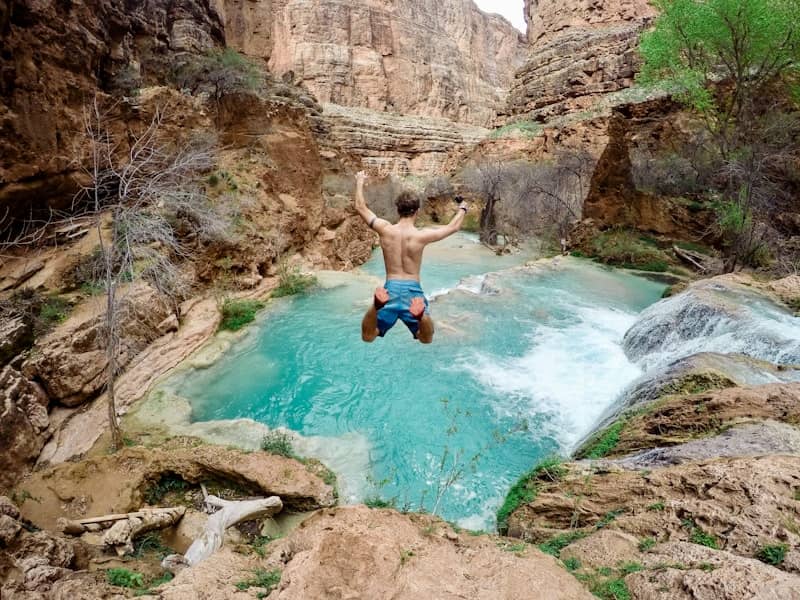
[{"xmin": 377, "ymin": 279, "xmax": 429, "ymax": 338}]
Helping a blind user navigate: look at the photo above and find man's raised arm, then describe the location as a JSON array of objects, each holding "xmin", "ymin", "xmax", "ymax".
[
  {"xmin": 354, "ymin": 171, "xmax": 389, "ymax": 232},
  {"xmin": 417, "ymin": 199, "xmax": 470, "ymax": 244}
]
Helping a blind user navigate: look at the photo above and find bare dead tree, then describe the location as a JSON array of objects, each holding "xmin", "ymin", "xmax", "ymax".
[
  {"xmin": 76, "ymin": 97, "xmax": 226, "ymax": 449},
  {"xmin": 461, "ymin": 158, "xmax": 506, "ymax": 245}
]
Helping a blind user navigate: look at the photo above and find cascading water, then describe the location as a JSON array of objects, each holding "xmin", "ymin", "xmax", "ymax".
[
  {"xmin": 623, "ymin": 279, "xmax": 800, "ymax": 370},
  {"xmin": 144, "ymin": 234, "xmax": 667, "ymax": 530}
]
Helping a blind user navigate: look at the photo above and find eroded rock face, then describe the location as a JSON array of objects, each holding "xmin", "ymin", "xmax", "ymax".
[
  {"xmin": 320, "ymin": 103, "xmax": 489, "ymax": 176},
  {"xmin": 511, "ymin": 0, "xmax": 656, "ymax": 120},
  {"xmin": 0, "ymin": 366, "xmax": 50, "ymax": 493},
  {"xmin": 21, "ymin": 284, "xmax": 170, "ymax": 408},
  {"xmin": 218, "ymin": 0, "xmax": 528, "ymax": 127},
  {"xmin": 18, "ymin": 443, "xmax": 335, "ymax": 531}
]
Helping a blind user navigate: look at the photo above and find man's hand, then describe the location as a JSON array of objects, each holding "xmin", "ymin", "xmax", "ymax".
[
  {"xmin": 458, "ymin": 200, "xmax": 469, "ymax": 213},
  {"xmin": 356, "ymin": 171, "xmax": 368, "ymax": 189}
]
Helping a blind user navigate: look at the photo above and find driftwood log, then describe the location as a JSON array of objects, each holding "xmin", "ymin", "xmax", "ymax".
[{"xmin": 58, "ymin": 507, "xmax": 186, "ymax": 556}]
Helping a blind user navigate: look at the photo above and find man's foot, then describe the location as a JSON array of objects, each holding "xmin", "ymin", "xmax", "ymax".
[
  {"xmin": 409, "ymin": 296, "xmax": 426, "ymax": 320},
  {"xmin": 374, "ymin": 287, "xmax": 389, "ymax": 310}
]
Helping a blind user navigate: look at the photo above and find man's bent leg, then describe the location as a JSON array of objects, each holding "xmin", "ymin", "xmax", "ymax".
[
  {"xmin": 362, "ymin": 287, "xmax": 389, "ymax": 343},
  {"xmin": 410, "ymin": 297, "xmax": 434, "ymax": 344}
]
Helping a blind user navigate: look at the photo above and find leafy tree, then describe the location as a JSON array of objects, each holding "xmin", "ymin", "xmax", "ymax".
[
  {"xmin": 639, "ymin": 0, "xmax": 800, "ymax": 271},
  {"xmin": 173, "ymin": 48, "xmax": 267, "ymax": 100},
  {"xmin": 639, "ymin": 0, "xmax": 800, "ymax": 157}
]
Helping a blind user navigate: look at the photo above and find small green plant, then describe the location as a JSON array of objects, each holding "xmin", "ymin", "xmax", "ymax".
[
  {"xmin": 503, "ymin": 542, "xmax": 528, "ymax": 553},
  {"xmin": 756, "ymin": 543, "xmax": 788, "ymax": 566},
  {"xmin": 489, "ymin": 120, "xmax": 543, "ymax": 139},
  {"xmin": 235, "ymin": 569, "xmax": 282, "ymax": 593},
  {"xmin": 496, "ymin": 456, "xmax": 566, "ymax": 533},
  {"xmin": 576, "ymin": 421, "xmax": 626, "ymax": 459},
  {"xmin": 219, "ymin": 298, "xmax": 265, "ymax": 332},
  {"xmin": 249, "ymin": 535, "xmax": 274, "ymax": 558},
  {"xmin": 591, "ymin": 577, "xmax": 632, "ymax": 600},
  {"xmin": 591, "ymin": 229, "xmax": 671, "ymax": 272},
  {"xmin": 638, "ymin": 537, "xmax": 657, "ymax": 552},
  {"xmin": 683, "ymin": 520, "xmax": 719, "ymax": 549},
  {"xmin": 144, "ymin": 473, "xmax": 189, "ymax": 505},
  {"xmin": 132, "ymin": 531, "xmax": 173, "ymax": 558},
  {"xmin": 699, "ymin": 562, "xmax": 716, "ymax": 572},
  {"xmin": 563, "ymin": 557, "xmax": 582, "ymax": 572},
  {"xmin": 618, "ymin": 561, "xmax": 644, "ymax": 575},
  {"xmin": 272, "ymin": 261, "xmax": 317, "ymax": 298},
  {"xmin": 596, "ymin": 509, "xmax": 624, "ymax": 529},
  {"xmin": 38, "ymin": 296, "xmax": 71, "ymax": 327},
  {"xmin": 364, "ymin": 496, "xmax": 397, "ymax": 509},
  {"xmin": 260, "ymin": 430, "xmax": 295, "ymax": 458},
  {"xmin": 106, "ymin": 568, "xmax": 145, "ymax": 589},
  {"xmin": 399, "ymin": 549, "xmax": 415, "ymax": 565},
  {"xmin": 647, "ymin": 502, "xmax": 666, "ymax": 512},
  {"xmin": 538, "ymin": 530, "xmax": 587, "ymax": 558}
]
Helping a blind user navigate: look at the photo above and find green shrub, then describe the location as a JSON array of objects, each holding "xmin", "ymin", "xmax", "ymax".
[
  {"xmin": 364, "ymin": 497, "xmax": 397, "ymax": 509},
  {"xmin": 576, "ymin": 421, "xmax": 626, "ymax": 460},
  {"xmin": 591, "ymin": 229, "xmax": 671, "ymax": 272},
  {"xmin": 490, "ymin": 121, "xmax": 543, "ymax": 139},
  {"xmin": 638, "ymin": 537, "xmax": 657, "ymax": 551},
  {"xmin": 686, "ymin": 522, "xmax": 719, "ymax": 549},
  {"xmin": 144, "ymin": 473, "xmax": 189, "ymax": 505},
  {"xmin": 106, "ymin": 568, "xmax": 145, "ymax": 589},
  {"xmin": 219, "ymin": 298, "xmax": 265, "ymax": 331},
  {"xmin": 647, "ymin": 502, "xmax": 666, "ymax": 512},
  {"xmin": 563, "ymin": 557, "xmax": 582, "ymax": 571},
  {"xmin": 273, "ymin": 261, "xmax": 317, "ymax": 298},
  {"xmin": 591, "ymin": 577, "xmax": 632, "ymax": 600},
  {"xmin": 235, "ymin": 568, "xmax": 282, "ymax": 593},
  {"xmin": 260, "ymin": 430, "xmax": 295, "ymax": 458},
  {"xmin": 756, "ymin": 543, "xmax": 788, "ymax": 566},
  {"xmin": 38, "ymin": 296, "xmax": 71, "ymax": 327},
  {"xmin": 618, "ymin": 561, "xmax": 644, "ymax": 575},
  {"xmin": 496, "ymin": 456, "xmax": 566, "ymax": 533},
  {"xmin": 538, "ymin": 531, "xmax": 587, "ymax": 557},
  {"xmin": 132, "ymin": 531, "xmax": 173, "ymax": 558}
]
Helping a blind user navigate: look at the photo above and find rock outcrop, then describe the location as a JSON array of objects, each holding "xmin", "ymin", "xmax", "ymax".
[
  {"xmin": 218, "ymin": 0, "xmax": 528, "ymax": 127},
  {"xmin": 510, "ymin": 0, "xmax": 657, "ymax": 120},
  {"xmin": 0, "ymin": 366, "xmax": 50, "ymax": 494},
  {"xmin": 159, "ymin": 506, "xmax": 594, "ymax": 599},
  {"xmin": 17, "ymin": 443, "xmax": 336, "ymax": 532}
]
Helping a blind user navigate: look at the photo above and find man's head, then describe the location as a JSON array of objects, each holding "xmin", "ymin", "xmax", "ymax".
[{"xmin": 395, "ymin": 191, "xmax": 421, "ymax": 218}]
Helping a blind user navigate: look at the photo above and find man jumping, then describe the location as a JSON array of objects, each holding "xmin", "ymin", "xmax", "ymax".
[{"xmin": 354, "ymin": 171, "xmax": 469, "ymax": 344}]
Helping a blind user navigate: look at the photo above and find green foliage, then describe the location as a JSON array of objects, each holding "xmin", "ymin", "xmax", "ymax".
[
  {"xmin": 462, "ymin": 213, "xmax": 480, "ymax": 233},
  {"xmin": 591, "ymin": 577, "xmax": 632, "ymax": 600},
  {"xmin": 173, "ymin": 48, "xmax": 267, "ymax": 100},
  {"xmin": 106, "ymin": 568, "xmax": 145, "ymax": 589},
  {"xmin": 260, "ymin": 430, "xmax": 295, "ymax": 458},
  {"xmin": 144, "ymin": 473, "xmax": 189, "ymax": 505},
  {"xmin": 639, "ymin": 0, "xmax": 800, "ymax": 118},
  {"xmin": 638, "ymin": 537, "xmax": 657, "ymax": 552},
  {"xmin": 132, "ymin": 531, "xmax": 173, "ymax": 559},
  {"xmin": 364, "ymin": 497, "xmax": 397, "ymax": 509},
  {"xmin": 490, "ymin": 121, "xmax": 543, "ymax": 139},
  {"xmin": 272, "ymin": 262, "xmax": 318, "ymax": 298},
  {"xmin": 563, "ymin": 557, "xmax": 582, "ymax": 572},
  {"xmin": 576, "ymin": 421, "xmax": 626, "ymax": 460},
  {"xmin": 219, "ymin": 298, "xmax": 265, "ymax": 332},
  {"xmin": 596, "ymin": 510, "xmax": 624, "ymax": 529},
  {"xmin": 538, "ymin": 531, "xmax": 587, "ymax": 558},
  {"xmin": 496, "ymin": 456, "xmax": 566, "ymax": 533},
  {"xmin": 38, "ymin": 296, "xmax": 71, "ymax": 327},
  {"xmin": 399, "ymin": 549, "xmax": 415, "ymax": 565},
  {"xmin": 591, "ymin": 229, "xmax": 670, "ymax": 272},
  {"xmin": 618, "ymin": 562, "xmax": 644, "ymax": 575},
  {"xmin": 756, "ymin": 543, "xmax": 788, "ymax": 566},
  {"xmin": 683, "ymin": 520, "xmax": 720, "ymax": 549},
  {"xmin": 647, "ymin": 502, "xmax": 666, "ymax": 512},
  {"xmin": 235, "ymin": 569, "xmax": 282, "ymax": 593}
]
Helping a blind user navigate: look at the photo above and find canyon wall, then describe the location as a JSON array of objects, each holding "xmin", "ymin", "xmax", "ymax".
[
  {"xmin": 217, "ymin": 0, "xmax": 528, "ymax": 127},
  {"xmin": 510, "ymin": 0, "xmax": 656, "ymax": 120}
]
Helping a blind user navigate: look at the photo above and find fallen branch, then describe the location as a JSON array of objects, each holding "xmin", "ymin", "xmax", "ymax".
[
  {"xmin": 58, "ymin": 507, "xmax": 186, "ymax": 535},
  {"xmin": 673, "ymin": 245, "xmax": 708, "ymax": 272},
  {"xmin": 163, "ymin": 491, "xmax": 283, "ymax": 571}
]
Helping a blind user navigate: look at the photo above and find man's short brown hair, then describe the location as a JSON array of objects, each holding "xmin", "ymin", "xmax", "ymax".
[{"xmin": 395, "ymin": 191, "xmax": 421, "ymax": 217}]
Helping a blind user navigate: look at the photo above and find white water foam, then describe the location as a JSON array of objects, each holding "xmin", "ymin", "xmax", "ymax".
[{"xmin": 463, "ymin": 303, "xmax": 643, "ymax": 451}]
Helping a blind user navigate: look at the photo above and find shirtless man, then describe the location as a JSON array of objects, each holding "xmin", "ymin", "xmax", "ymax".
[{"xmin": 354, "ymin": 171, "xmax": 469, "ymax": 344}]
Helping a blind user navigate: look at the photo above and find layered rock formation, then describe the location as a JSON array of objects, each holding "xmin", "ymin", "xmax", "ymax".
[
  {"xmin": 320, "ymin": 103, "xmax": 488, "ymax": 176},
  {"xmin": 509, "ymin": 0, "xmax": 657, "ymax": 120},
  {"xmin": 218, "ymin": 0, "xmax": 528, "ymax": 127}
]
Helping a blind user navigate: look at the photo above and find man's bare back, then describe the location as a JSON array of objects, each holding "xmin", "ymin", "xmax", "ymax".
[{"xmin": 353, "ymin": 171, "xmax": 469, "ymax": 344}]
